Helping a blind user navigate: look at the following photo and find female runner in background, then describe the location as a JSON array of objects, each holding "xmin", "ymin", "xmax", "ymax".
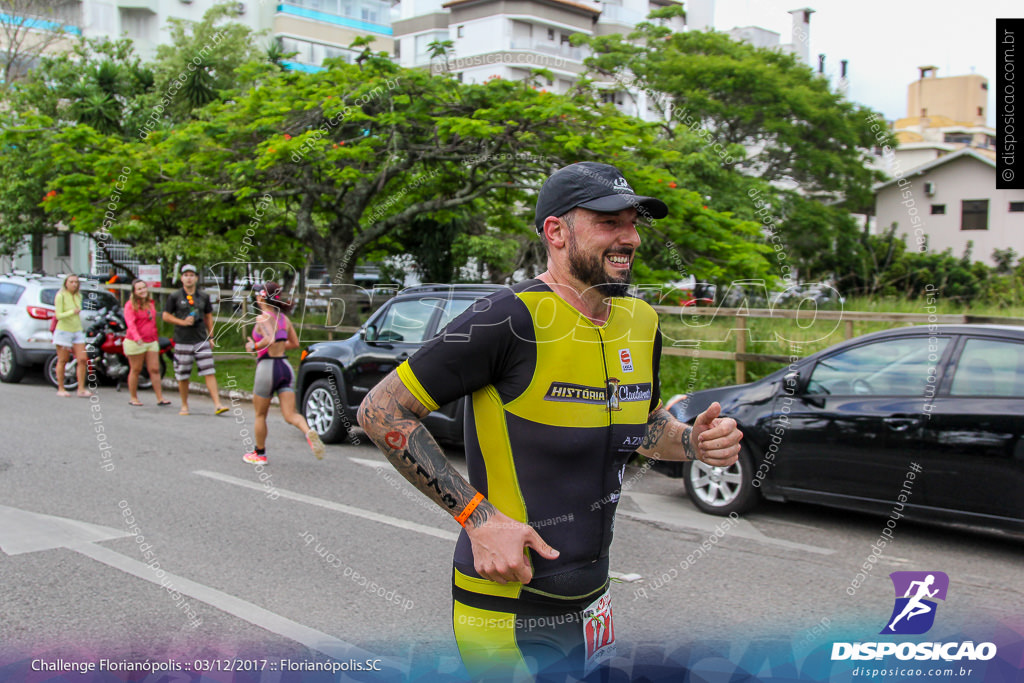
[{"xmin": 243, "ymin": 282, "xmax": 325, "ymax": 464}]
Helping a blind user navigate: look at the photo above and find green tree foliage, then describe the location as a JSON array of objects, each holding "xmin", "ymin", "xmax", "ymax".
[
  {"xmin": 13, "ymin": 37, "xmax": 154, "ymax": 137},
  {"xmin": 149, "ymin": 2, "xmax": 267, "ymax": 120},
  {"xmin": 0, "ymin": 5, "xmax": 273, "ymax": 271},
  {"xmin": 839, "ymin": 226, "xmax": 1023, "ymax": 306},
  {"xmin": 12, "ymin": 11, "xmax": 777, "ymax": 308},
  {"xmin": 580, "ymin": 9, "xmax": 895, "ymax": 284}
]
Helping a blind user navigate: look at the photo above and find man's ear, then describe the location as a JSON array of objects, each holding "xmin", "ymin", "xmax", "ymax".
[{"xmin": 543, "ymin": 216, "xmax": 568, "ymax": 249}]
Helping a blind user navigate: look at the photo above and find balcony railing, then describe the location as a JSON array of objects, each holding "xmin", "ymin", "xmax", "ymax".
[
  {"xmin": 279, "ymin": 0, "xmax": 393, "ymax": 33},
  {"xmin": 597, "ymin": 3, "xmax": 647, "ymax": 27},
  {"xmin": 509, "ymin": 39, "xmax": 585, "ymax": 61}
]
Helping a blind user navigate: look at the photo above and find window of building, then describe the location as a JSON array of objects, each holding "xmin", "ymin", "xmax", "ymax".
[
  {"xmin": 961, "ymin": 200, "xmax": 989, "ymax": 230},
  {"xmin": 943, "ymin": 133, "xmax": 973, "ymax": 145},
  {"xmin": 982, "ymin": 82, "xmax": 988, "ymax": 90},
  {"xmin": 1010, "ymin": 202, "xmax": 1024, "ymax": 213},
  {"xmin": 977, "ymin": 107, "xmax": 983, "ymax": 117},
  {"xmin": 57, "ymin": 233, "xmax": 71, "ymax": 257},
  {"xmin": 456, "ymin": 25, "xmax": 464, "ymax": 38},
  {"xmin": 931, "ymin": 204, "xmax": 946, "ymax": 215},
  {"xmin": 414, "ymin": 31, "xmax": 448, "ymax": 63},
  {"xmin": 547, "ymin": 28, "xmax": 555, "ymax": 40}
]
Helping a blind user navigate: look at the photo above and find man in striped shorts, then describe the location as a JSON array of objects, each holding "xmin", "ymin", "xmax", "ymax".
[{"xmin": 162, "ymin": 265, "xmax": 227, "ymax": 416}]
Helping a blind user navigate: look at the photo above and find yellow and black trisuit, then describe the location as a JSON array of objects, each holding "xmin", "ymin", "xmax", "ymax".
[{"xmin": 396, "ymin": 279, "xmax": 662, "ymax": 678}]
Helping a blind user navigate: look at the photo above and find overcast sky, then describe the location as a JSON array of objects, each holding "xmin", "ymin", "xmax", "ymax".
[{"xmin": 713, "ymin": 0, "xmax": 1017, "ymax": 126}]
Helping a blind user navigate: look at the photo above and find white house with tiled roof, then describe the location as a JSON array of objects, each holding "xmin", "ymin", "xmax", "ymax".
[{"xmin": 874, "ymin": 148, "xmax": 1024, "ymax": 267}]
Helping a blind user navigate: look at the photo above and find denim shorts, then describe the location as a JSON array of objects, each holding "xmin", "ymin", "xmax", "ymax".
[{"xmin": 53, "ymin": 330, "xmax": 86, "ymax": 348}]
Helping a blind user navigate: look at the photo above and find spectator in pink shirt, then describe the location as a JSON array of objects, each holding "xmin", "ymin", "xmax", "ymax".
[{"xmin": 124, "ymin": 279, "xmax": 170, "ymax": 407}]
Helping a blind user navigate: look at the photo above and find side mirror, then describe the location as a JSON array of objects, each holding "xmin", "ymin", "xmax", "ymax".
[
  {"xmin": 362, "ymin": 325, "xmax": 377, "ymax": 342},
  {"xmin": 783, "ymin": 372, "xmax": 800, "ymax": 394}
]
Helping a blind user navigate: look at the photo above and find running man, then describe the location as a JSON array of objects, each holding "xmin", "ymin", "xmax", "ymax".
[
  {"xmin": 888, "ymin": 574, "xmax": 939, "ymax": 631},
  {"xmin": 358, "ymin": 162, "xmax": 743, "ymax": 680}
]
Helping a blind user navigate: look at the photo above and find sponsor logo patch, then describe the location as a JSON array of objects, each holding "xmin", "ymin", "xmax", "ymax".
[{"xmin": 619, "ymin": 348, "xmax": 633, "ymax": 373}]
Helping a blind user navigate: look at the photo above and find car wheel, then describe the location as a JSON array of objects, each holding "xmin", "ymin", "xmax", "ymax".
[
  {"xmin": 302, "ymin": 378, "xmax": 350, "ymax": 444},
  {"xmin": 683, "ymin": 444, "xmax": 759, "ymax": 515},
  {"xmin": 0, "ymin": 339, "xmax": 26, "ymax": 383},
  {"xmin": 46, "ymin": 354, "xmax": 79, "ymax": 390}
]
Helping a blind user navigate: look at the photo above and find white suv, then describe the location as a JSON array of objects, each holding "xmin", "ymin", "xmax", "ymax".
[{"xmin": 0, "ymin": 273, "xmax": 120, "ymax": 383}]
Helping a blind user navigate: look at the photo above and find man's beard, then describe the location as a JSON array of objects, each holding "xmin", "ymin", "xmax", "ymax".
[{"xmin": 567, "ymin": 230, "xmax": 632, "ymax": 297}]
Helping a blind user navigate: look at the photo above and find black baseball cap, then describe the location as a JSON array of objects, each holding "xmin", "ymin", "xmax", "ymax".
[
  {"xmin": 534, "ymin": 162, "xmax": 669, "ymax": 232},
  {"xmin": 180, "ymin": 264, "xmax": 198, "ymax": 274}
]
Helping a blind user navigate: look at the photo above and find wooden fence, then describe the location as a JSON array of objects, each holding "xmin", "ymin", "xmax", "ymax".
[
  {"xmin": 652, "ymin": 305, "xmax": 1023, "ymax": 384},
  {"xmin": 109, "ymin": 284, "xmax": 1022, "ymax": 384}
]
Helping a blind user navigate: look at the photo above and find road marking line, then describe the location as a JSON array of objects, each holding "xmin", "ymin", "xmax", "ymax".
[
  {"xmin": 196, "ymin": 472, "xmax": 650, "ymax": 580},
  {"xmin": 0, "ymin": 504, "xmax": 393, "ymax": 668},
  {"xmin": 194, "ymin": 470, "xmax": 459, "ymax": 541},
  {"xmin": 619, "ymin": 493, "xmax": 835, "ymax": 555},
  {"xmin": 349, "ymin": 457, "xmax": 390, "ymax": 469},
  {"xmin": 75, "ymin": 543, "xmax": 379, "ymax": 663}
]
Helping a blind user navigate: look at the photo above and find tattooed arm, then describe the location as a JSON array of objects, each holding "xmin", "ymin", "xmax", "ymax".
[
  {"xmin": 357, "ymin": 371, "xmax": 559, "ymax": 584},
  {"xmin": 635, "ymin": 401, "xmax": 743, "ymax": 466}
]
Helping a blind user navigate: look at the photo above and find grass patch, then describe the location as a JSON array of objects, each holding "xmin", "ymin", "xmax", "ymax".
[{"xmin": 657, "ymin": 296, "xmax": 1024, "ymax": 397}]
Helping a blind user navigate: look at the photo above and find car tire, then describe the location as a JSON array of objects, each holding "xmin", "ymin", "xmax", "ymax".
[
  {"xmin": 45, "ymin": 353, "xmax": 79, "ymax": 390},
  {"xmin": 683, "ymin": 444, "xmax": 759, "ymax": 516},
  {"xmin": 302, "ymin": 378, "xmax": 350, "ymax": 444},
  {"xmin": 0, "ymin": 338, "xmax": 26, "ymax": 383}
]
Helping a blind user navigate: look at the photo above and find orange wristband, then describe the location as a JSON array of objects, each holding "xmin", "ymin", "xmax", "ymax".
[{"xmin": 455, "ymin": 492, "xmax": 485, "ymax": 527}]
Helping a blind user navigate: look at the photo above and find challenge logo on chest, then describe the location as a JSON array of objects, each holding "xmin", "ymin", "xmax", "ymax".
[{"xmin": 545, "ymin": 380, "xmax": 652, "ymax": 411}]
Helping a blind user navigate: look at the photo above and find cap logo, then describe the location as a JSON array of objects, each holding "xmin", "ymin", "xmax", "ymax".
[{"xmin": 612, "ymin": 177, "xmax": 634, "ymax": 194}]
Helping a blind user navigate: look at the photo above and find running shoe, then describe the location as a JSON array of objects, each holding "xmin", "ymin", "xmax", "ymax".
[
  {"xmin": 243, "ymin": 451, "xmax": 267, "ymax": 464},
  {"xmin": 306, "ymin": 430, "xmax": 325, "ymax": 460}
]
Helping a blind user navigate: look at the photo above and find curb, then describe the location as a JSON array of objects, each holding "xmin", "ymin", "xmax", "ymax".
[{"xmin": 160, "ymin": 378, "xmax": 279, "ymax": 405}]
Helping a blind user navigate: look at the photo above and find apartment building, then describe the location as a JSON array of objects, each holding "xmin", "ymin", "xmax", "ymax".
[
  {"xmin": 393, "ymin": 0, "xmax": 705, "ymax": 118},
  {"xmin": 728, "ymin": 7, "xmax": 813, "ymax": 66},
  {"xmin": 30, "ymin": 0, "xmax": 393, "ymax": 68},
  {"xmin": 880, "ymin": 67, "xmax": 996, "ymax": 177}
]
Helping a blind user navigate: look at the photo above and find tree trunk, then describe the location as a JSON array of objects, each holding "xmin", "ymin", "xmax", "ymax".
[{"xmin": 324, "ymin": 243, "xmax": 362, "ymax": 328}]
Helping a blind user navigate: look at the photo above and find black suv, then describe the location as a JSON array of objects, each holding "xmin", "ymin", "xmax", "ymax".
[{"xmin": 296, "ymin": 284, "xmax": 504, "ymax": 444}]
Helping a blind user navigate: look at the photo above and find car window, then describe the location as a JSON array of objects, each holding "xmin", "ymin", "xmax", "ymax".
[
  {"xmin": 374, "ymin": 299, "xmax": 442, "ymax": 344},
  {"xmin": 950, "ymin": 338, "xmax": 1024, "ymax": 397},
  {"xmin": 39, "ymin": 288, "xmax": 60, "ymax": 305},
  {"xmin": 0, "ymin": 283, "xmax": 25, "ymax": 304},
  {"xmin": 81, "ymin": 289, "xmax": 120, "ymax": 311},
  {"xmin": 435, "ymin": 298, "xmax": 476, "ymax": 334},
  {"xmin": 806, "ymin": 336, "xmax": 950, "ymax": 396}
]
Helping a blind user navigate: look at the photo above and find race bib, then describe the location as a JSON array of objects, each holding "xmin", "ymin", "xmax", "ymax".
[{"xmin": 582, "ymin": 588, "xmax": 616, "ymax": 675}]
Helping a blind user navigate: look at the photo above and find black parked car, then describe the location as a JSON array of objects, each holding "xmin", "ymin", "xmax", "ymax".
[
  {"xmin": 666, "ymin": 325, "xmax": 1024, "ymax": 535},
  {"xmin": 296, "ymin": 284, "xmax": 504, "ymax": 444}
]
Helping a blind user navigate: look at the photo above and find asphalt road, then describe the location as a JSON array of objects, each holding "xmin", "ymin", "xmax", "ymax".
[{"xmin": 1, "ymin": 370, "xmax": 1021, "ymax": 681}]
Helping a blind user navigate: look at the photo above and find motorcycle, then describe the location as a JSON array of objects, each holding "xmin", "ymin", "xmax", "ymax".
[{"xmin": 46, "ymin": 306, "xmax": 174, "ymax": 391}]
